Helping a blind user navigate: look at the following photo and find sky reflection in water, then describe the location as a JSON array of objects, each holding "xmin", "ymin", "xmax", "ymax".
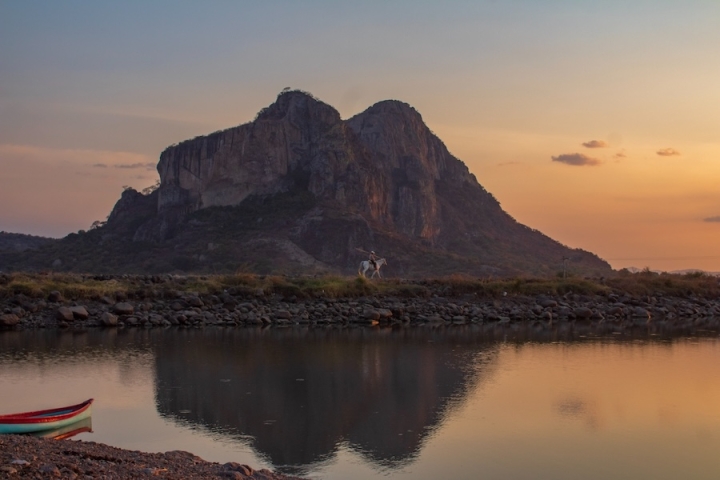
[{"xmin": 1, "ymin": 327, "xmax": 719, "ymax": 479}]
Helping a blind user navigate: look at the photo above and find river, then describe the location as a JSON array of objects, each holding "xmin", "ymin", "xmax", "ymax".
[{"xmin": 1, "ymin": 326, "xmax": 719, "ymax": 479}]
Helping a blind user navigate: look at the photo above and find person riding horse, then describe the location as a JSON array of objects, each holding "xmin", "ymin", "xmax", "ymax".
[
  {"xmin": 356, "ymin": 248, "xmax": 387, "ymax": 278},
  {"xmin": 368, "ymin": 251, "xmax": 378, "ymax": 270}
]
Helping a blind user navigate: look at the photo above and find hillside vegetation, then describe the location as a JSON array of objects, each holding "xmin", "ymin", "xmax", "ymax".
[{"xmin": 2, "ymin": 270, "xmax": 718, "ymax": 302}]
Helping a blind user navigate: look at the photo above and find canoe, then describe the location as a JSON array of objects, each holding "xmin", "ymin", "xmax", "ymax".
[{"xmin": 0, "ymin": 399, "xmax": 93, "ymax": 434}]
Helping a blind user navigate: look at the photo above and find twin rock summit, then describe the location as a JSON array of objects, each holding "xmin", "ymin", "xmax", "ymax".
[{"xmin": 11, "ymin": 90, "xmax": 611, "ymax": 276}]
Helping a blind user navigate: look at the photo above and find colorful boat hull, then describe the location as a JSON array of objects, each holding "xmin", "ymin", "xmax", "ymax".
[{"xmin": 0, "ymin": 399, "xmax": 93, "ymax": 434}]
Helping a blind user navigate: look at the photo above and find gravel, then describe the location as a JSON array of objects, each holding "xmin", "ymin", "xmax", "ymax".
[{"xmin": 0, "ymin": 434, "xmax": 307, "ymax": 479}]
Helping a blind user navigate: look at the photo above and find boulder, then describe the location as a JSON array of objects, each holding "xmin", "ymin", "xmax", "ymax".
[
  {"xmin": 47, "ymin": 290, "xmax": 63, "ymax": 303},
  {"xmin": 186, "ymin": 296, "xmax": 204, "ymax": 307},
  {"xmin": 114, "ymin": 302, "xmax": 134, "ymax": 315},
  {"xmin": 100, "ymin": 296, "xmax": 114, "ymax": 305},
  {"xmin": 68, "ymin": 306, "xmax": 89, "ymax": 320},
  {"xmin": 274, "ymin": 310, "xmax": 292, "ymax": 320},
  {"xmin": 573, "ymin": 307, "xmax": 593, "ymax": 320},
  {"xmin": 100, "ymin": 312, "xmax": 118, "ymax": 326},
  {"xmin": 0, "ymin": 313, "xmax": 20, "ymax": 327},
  {"xmin": 362, "ymin": 308, "xmax": 381, "ymax": 321},
  {"xmin": 538, "ymin": 298, "xmax": 558, "ymax": 308},
  {"xmin": 56, "ymin": 307, "xmax": 74, "ymax": 322}
]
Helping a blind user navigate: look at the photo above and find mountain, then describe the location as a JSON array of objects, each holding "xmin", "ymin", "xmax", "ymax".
[{"xmin": 1, "ymin": 90, "xmax": 611, "ymax": 277}]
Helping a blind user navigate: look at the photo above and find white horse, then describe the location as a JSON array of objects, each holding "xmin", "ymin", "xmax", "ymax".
[{"xmin": 358, "ymin": 258, "xmax": 387, "ymax": 278}]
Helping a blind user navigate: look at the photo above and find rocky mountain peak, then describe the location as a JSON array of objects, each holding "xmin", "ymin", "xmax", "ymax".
[
  {"xmin": 361, "ymin": 99, "xmax": 424, "ymax": 121},
  {"xmin": 8, "ymin": 90, "xmax": 611, "ymax": 276},
  {"xmin": 255, "ymin": 89, "xmax": 342, "ymax": 128}
]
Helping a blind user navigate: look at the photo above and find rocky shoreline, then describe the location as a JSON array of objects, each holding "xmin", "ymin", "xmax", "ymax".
[
  {"xmin": 2, "ymin": 276, "xmax": 720, "ymax": 333},
  {"xmin": 0, "ymin": 434, "xmax": 305, "ymax": 479}
]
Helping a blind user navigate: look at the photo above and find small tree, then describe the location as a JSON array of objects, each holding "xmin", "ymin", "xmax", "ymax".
[{"xmin": 142, "ymin": 179, "xmax": 161, "ymax": 195}]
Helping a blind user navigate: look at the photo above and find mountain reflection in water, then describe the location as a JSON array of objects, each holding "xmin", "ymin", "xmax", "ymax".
[{"xmin": 153, "ymin": 327, "xmax": 499, "ymax": 473}]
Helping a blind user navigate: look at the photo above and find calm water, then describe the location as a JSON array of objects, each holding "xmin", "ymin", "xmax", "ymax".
[{"xmin": 1, "ymin": 326, "xmax": 720, "ymax": 479}]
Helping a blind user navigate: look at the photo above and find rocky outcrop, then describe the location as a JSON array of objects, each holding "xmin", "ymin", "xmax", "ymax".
[
  {"xmin": 150, "ymin": 91, "xmax": 488, "ymax": 244},
  {"xmin": 156, "ymin": 92, "xmax": 365, "ymax": 215},
  {"xmin": 139, "ymin": 90, "xmax": 609, "ymax": 275},
  {"xmin": 3, "ymin": 90, "xmax": 612, "ymax": 276}
]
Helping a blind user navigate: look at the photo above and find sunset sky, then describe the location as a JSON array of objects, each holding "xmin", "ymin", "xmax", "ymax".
[{"xmin": 1, "ymin": 1, "xmax": 719, "ymax": 271}]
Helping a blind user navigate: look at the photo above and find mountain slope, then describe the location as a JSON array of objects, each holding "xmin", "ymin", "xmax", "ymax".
[{"xmin": 1, "ymin": 90, "xmax": 611, "ymax": 277}]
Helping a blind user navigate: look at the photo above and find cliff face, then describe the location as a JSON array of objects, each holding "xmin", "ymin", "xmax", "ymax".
[
  {"xmin": 150, "ymin": 91, "xmax": 496, "ymax": 245},
  {"xmin": 157, "ymin": 92, "xmax": 353, "ymax": 213},
  {"xmin": 5, "ymin": 90, "xmax": 610, "ymax": 276}
]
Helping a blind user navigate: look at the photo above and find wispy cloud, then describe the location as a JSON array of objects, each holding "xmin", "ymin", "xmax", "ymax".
[
  {"xmin": 551, "ymin": 153, "xmax": 601, "ymax": 166},
  {"xmin": 703, "ymin": 216, "xmax": 720, "ymax": 223},
  {"xmin": 113, "ymin": 162, "xmax": 156, "ymax": 170},
  {"xmin": 581, "ymin": 140, "xmax": 608, "ymax": 149},
  {"xmin": 614, "ymin": 151, "xmax": 626, "ymax": 159},
  {"xmin": 657, "ymin": 147, "xmax": 680, "ymax": 157},
  {"xmin": 0, "ymin": 143, "xmax": 158, "ymax": 237},
  {"xmin": 92, "ymin": 163, "xmax": 108, "ymax": 168},
  {"xmin": 497, "ymin": 161, "xmax": 521, "ymax": 167}
]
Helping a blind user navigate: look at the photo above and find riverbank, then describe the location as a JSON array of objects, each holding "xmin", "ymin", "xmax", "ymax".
[
  {"xmin": 0, "ymin": 434, "xmax": 305, "ymax": 479},
  {"xmin": 1, "ymin": 272, "xmax": 720, "ymax": 331}
]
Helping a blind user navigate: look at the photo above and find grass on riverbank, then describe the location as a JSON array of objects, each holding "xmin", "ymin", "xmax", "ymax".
[{"xmin": 0, "ymin": 270, "xmax": 719, "ymax": 301}]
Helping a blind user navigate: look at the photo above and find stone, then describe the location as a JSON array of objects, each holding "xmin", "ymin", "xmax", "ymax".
[
  {"xmin": 538, "ymin": 299, "xmax": 558, "ymax": 308},
  {"xmin": 186, "ymin": 296, "xmax": 204, "ymax": 307},
  {"xmin": 275, "ymin": 310, "xmax": 292, "ymax": 320},
  {"xmin": 114, "ymin": 302, "xmax": 134, "ymax": 315},
  {"xmin": 40, "ymin": 464, "xmax": 61, "ymax": 477},
  {"xmin": 362, "ymin": 308, "xmax": 381, "ymax": 320},
  {"xmin": 100, "ymin": 295, "xmax": 114, "ymax": 305},
  {"xmin": 56, "ymin": 307, "xmax": 74, "ymax": 322},
  {"xmin": 223, "ymin": 463, "xmax": 254, "ymax": 476},
  {"xmin": 573, "ymin": 307, "xmax": 593, "ymax": 319},
  {"xmin": 68, "ymin": 306, "xmax": 89, "ymax": 320},
  {"xmin": 170, "ymin": 301, "xmax": 185, "ymax": 311},
  {"xmin": 0, "ymin": 313, "xmax": 20, "ymax": 327},
  {"xmin": 100, "ymin": 312, "xmax": 118, "ymax": 326},
  {"xmin": 47, "ymin": 290, "xmax": 63, "ymax": 303},
  {"xmin": 376, "ymin": 308, "xmax": 393, "ymax": 319}
]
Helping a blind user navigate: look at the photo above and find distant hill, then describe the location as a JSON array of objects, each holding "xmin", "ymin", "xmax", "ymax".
[
  {"xmin": 1, "ymin": 90, "xmax": 611, "ymax": 277},
  {"xmin": 623, "ymin": 267, "xmax": 720, "ymax": 277},
  {"xmin": 0, "ymin": 232, "xmax": 55, "ymax": 253}
]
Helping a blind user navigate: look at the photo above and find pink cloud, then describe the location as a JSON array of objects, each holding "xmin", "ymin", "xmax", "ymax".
[
  {"xmin": 551, "ymin": 153, "xmax": 601, "ymax": 166},
  {"xmin": 656, "ymin": 148, "xmax": 680, "ymax": 157},
  {"xmin": 582, "ymin": 140, "xmax": 608, "ymax": 148}
]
